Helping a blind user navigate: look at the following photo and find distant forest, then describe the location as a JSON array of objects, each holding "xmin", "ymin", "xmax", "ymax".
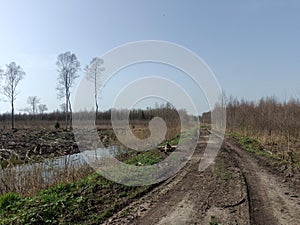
[
  {"xmin": 202, "ymin": 96, "xmax": 300, "ymax": 139},
  {"xmin": 0, "ymin": 106, "xmax": 193, "ymax": 128},
  {"xmin": 202, "ymin": 96, "xmax": 300, "ymax": 161}
]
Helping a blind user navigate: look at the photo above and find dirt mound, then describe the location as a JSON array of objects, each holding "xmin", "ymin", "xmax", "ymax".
[{"xmin": 0, "ymin": 129, "xmax": 78, "ymax": 162}]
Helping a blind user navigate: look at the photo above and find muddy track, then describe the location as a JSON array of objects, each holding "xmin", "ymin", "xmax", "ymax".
[
  {"xmin": 104, "ymin": 134, "xmax": 250, "ymax": 225},
  {"xmin": 225, "ymin": 142, "xmax": 300, "ymax": 225},
  {"xmin": 103, "ymin": 135, "xmax": 299, "ymax": 225}
]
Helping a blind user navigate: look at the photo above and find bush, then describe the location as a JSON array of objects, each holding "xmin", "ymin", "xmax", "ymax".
[{"xmin": 55, "ymin": 121, "xmax": 60, "ymax": 129}]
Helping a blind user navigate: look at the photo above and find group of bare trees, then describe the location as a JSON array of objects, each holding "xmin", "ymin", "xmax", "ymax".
[
  {"xmin": 56, "ymin": 52, "xmax": 81, "ymax": 129},
  {"xmin": 0, "ymin": 62, "xmax": 49, "ymax": 129},
  {"xmin": 202, "ymin": 96, "xmax": 300, "ymax": 141},
  {"xmin": 225, "ymin": 96, "xmax": 300, "ymax": 140},
  {"xmin": 25, "ymin": 96, "xmax": 48, "ymax": 114},
  {"xmin": 56, "ymin": 52, "xmax": 104, "ymax": 130},
  {"xmin": 202, "ymin": 95, "xmax": 300, "ymax": 161},
  {"xmin": 202, "ymin": 97, "xmax": 300, "ymax": 139},
  {"xmin": 0, "ymin": 51, "xmax": 104, "ymax": 130},
  {"xmin": 213, "ymin": 96, "xmax": 299, "ymax": 161}
]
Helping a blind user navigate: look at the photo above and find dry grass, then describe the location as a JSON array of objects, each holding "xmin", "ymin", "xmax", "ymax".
[
  {"xmin": 0, "ymin": 119, "xmax": 183, "ymax": 196},
  {"xmin": 0, "ymin": 156, "xmax": 93, "ymax": 196},
  {"xmin": 231, "ymin": 129, "xmax": 300, "ymax": 164}
]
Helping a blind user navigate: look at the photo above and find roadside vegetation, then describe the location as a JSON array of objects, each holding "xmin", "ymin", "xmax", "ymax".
[
  {"xmin": 203, "ymin": 96, "xmax": 300, "ymax": 164},
  {"xmin": 0, "ymin": 173, "xmax": 152, "ymax": 225},
  {"xmin": 229, "ymin": 133, "xmax": 272, "ymax": 158},
  {"xmin": 0, "ymin": 125, "xmax": 186, "ymax": 224},
  {"xmin": 0, "ymin": 137, "xmax": 184, "ymax": 224},
  {"xmin": 1, "ymin": 94, "xmax": 299, "ymax": 224},
  {"xmin": 228, "ymin": 132, "xmax": 300, "ymax": 171},
  {"xmin": 0, "ymin": 148, "xmax": 163, "ymax": 224}
]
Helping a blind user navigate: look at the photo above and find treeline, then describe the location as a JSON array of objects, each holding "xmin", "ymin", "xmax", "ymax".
[
  {"xmin": 0, "ymin": 111, "xmax": 63, "ymax": 122},
  {"xmin": 0, "ymin": 106, "xmax": 193, "ymax": 129},
  {"xmin": 202, "ymin": 96, "xmax": 300, "ymax": 161},
  {"xmin": 225, "ymin": 97, "xmax": 300, "ymax": 140},
  {"xmin": 202, "ymin": 96, "xmax": 300, "ymax": 139},
  {"xmin": 75, "ymin": 107, "xmax": 192, "ymax": 130}
]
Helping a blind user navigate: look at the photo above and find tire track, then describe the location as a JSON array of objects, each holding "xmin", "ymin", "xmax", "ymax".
[
  {"xmin": 104, "ymin": 133, "xmax": 250, "ymax": 225},
  {"xmin": 225, "ymin": 141, "xmax": 300, "ymax": 225}
]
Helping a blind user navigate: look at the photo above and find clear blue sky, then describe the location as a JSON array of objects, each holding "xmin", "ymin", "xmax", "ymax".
[{"xmin": 0, "ymin": 0, "xmax": 299, "ymax": 114}]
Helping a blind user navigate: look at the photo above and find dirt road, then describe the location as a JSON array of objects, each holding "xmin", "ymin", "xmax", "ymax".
[
  {"xmin": 225, "ymin": 142, "xmax": 300, "ymax": 225},
  {"xmin": 104, "ymin": 134, "xmax": 300, "ymax": 225}
]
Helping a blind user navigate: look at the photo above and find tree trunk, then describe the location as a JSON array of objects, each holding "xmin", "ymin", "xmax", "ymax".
[
  {"xmin": 95, "ymin": 83, "xmax": 98, "ymax": 119},
  {"xmin": 65, "ymin": 79, "xmax": 68, "ymax": 130},
  {"xmin": 11, "ymin": 100, "xmax": 14, "ymax": 130},
  {"xmin": 94, "ymin": 70, "xmax": 99, "ymax": 120},
  {"xmin": 68, "ymin": 97, "xmax": 72, "ymax": 129},
  {"xmin": 65, "ymin": 96, "xmax": 68, "ymax": 130}
]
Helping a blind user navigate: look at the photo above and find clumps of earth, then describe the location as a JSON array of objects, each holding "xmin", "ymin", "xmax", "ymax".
[{"xmin": 0, "ymin": 128, "xmax": 116, "ymax": 166}]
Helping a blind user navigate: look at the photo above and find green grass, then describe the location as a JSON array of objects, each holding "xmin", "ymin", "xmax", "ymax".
[
  {"xmin": 0, "ymin": 131, "xmax": 187, "ymax": 224},
  {"xmin": 240, "ymin": 137, "xmax": 270, "ymax": 157},
  {"xmin": 216, "ymin": 162, "xmax": 233, "ymax": 182},
  {"xmin": 0, "ymin": 192, "xmax": 22, "ymax": 213},
  {"xmin": 125, "ymin": 149, "xmax": 164, "ymax": 166},
  {"xmin": 159, "ymin": 128, "xmax": 199, "ymax": 147},
  {"xmin": 209, "ymin": 216, "xmax": 222, "ymax": 225},
  {"xmin": 125, "ymin": 129, "xmax": 197, "ymax": 167},
  {"xmin": 0, "ymin": 172, "xmax": 151, "ymax": 224},
  {"xmin": 0, "ymin": 142, "xmax": 168, "ymax": 224},
  {"xmin": 229, "ymin": 132, "xmax": 300, "ymax": 171},
  {"xmin": 229, "ymin": 132, "xmax": 271, "ymax": 158}
]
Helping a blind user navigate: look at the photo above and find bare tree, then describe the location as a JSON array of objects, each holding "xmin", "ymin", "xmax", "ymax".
[
  {"xmin": 60, "ymin": 103, "xmax": 66, "ymax": 113},
  {"xmin": 38, "ymin": 104, "xmax": 48, "ymax": 114},
  {"xmin": 1, "ymin": 62, "xmax": 25, "ymax": 129},
  {"xmin": 56, "ymin": 51, "xmax": 80, "ymax": 129},
  {"xmin": 0, "ymin": 66, "xmax": 3, "ymax": 95},
  {"xmin": 85, "ymin": 57, "xmax": 104, "ymax": 116},
  {"xmin": 18, "ymin": 107, "xmax": 32, "ymax": 114},
  {"xmin": 27, "ymin": 96, "xmax": 40, "ymax": 114},
  {"xmin": 0, "ymin": 67, "xmax": 3, "ymax": 80}
]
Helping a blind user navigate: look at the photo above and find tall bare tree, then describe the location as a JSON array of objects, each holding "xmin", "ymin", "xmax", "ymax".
[
  {"xmin": 38, "ymin": 104, "xmax": 48, "ymax": 114},
  {"xmin": 27, "ymin": 96, "xmax": 40, "ymax": 114},
  {"xmin": 85, "ymin": 57, "xmax": 104, "ymax": 116},
  {"xmin": 56, "ymin": 51, "xmax": 80, "ymax": 129},
  {"xmin": 1, "ymin": 62, "xmax": 25, "ymax": 129}
]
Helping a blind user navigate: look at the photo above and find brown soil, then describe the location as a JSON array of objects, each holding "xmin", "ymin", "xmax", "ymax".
[
  {"xmin": 0, "ymin": 128, "xmax": 116, "ymax": 164},
  {"xmin": 0, "ymin": 128, "xmax": 78, "ymax": 162},
  {"xmin": 103, "ymin": 134, "xmax": 300, "ymax": 225},
  {"xmin": 225, "ymin": 141, "xmax": 300, "ymax": 225},
  {"xmin": 1, "ymin": 127, "xmax": 299, "ymax": 224}
]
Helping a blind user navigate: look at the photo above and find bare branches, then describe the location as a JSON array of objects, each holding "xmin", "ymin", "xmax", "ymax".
[
  {"xmin": 2, "ymin": 62, "xmax": 25, "ymax": 100},
  {"xmin": 56, "ymin": 52, "xmax": 80, "ymax": 99},
  {"xmin": 85, "ymin": 57, "xmax": 104, "ymax": 115},
  {"xmin": 27, "ymin": 96, "xmax": 40, "ymax": 114},
  {"xmin": 1, "ymin": 62, "xmax": 25, "ymax": 129},
  {"xmin": 85, "ymin": 57, "xmax": 104, "ymax": 84},
  {"xmin": 38, "ymin": 104, "xmax": 48, "ymax": 114},
  {"xmin": 225, "ymin": 96, "xmax": 300, "ymax": 161},
  {"xmin": 56, "ymin": 51, "xmax": 80, "ymax": 129}
]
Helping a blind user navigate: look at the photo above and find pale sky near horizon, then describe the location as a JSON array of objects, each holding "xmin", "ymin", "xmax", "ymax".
[{"xmin": 0, "ymin": 0, "xmax": 299, "ymax": 115}]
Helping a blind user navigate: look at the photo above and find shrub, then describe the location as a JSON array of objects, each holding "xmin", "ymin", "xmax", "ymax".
[{"xmin": 55, "ymin": 121, "xmax": 60, "ymax": 129}]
